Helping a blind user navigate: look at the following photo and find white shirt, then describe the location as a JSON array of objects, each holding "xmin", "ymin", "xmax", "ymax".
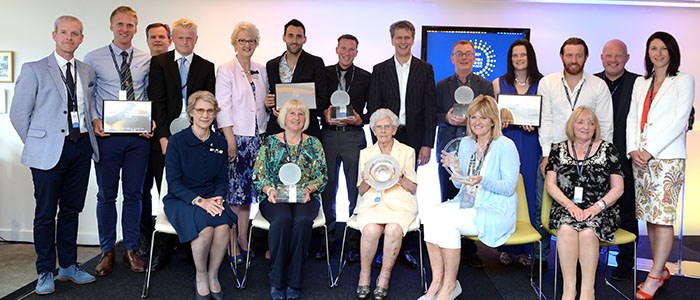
[
  {"xmin": 174, "ymin": 51, "xmax": 194, "ymax": 116},
  {"xmin": 537, "ymin": 71, "xmax": 613, "ymax": 156},
  {"xmin": 54, "ymin": 52, "xmax": 87, "ymax": 133},
  {"xmin": 394, "ymin": 56, "xmax": 411, "ymax": 125}
]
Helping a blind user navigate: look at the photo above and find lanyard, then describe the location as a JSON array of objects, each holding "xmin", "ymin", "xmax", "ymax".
[
  {"xmin": 283, "ymin": 131, "xmax": 303, "ymax": 164},
  {"xmin": 335, "ymin": 64, "xmax": 355, "ymax": 93},
  {"xmin": 571, "ymin": 141, "xmax": 593, "ymax": 178},
  {"xmin": 58, "ymin": 63, "xmax": 77, "ymax": 106},
  {"xmin": 562, "ymin": 78, "xmax": 584, "ymax": 111},
  {"xmin": 108, "ymin": 45, "xmax": 134, "ymax": 77}
]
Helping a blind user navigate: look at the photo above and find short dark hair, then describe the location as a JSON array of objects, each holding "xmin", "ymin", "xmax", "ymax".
[
  {"xmin": 146, "ymin": 23, "xmax": 170, "ymax": 38},
  {"xmin": 560, "ymin": 37, "xmax": 588, "ymax": 57},
  {"xmin": 389, "ymin": 20, "xmax": 415, "ymax": 38},
  {"xmin": 337, "ymin": 34, "xmax": 358, "ymax": 46},
  {"xmin": 644, "ymin": 31, "xmax": 681, "ymax": 79},
  {"xmin": 504, "ymin": 39, "xmax": 543, "ymax": 86},
  {"xmin": 284, "ymin": 19, "xmax": 305, "ymax": 36}
]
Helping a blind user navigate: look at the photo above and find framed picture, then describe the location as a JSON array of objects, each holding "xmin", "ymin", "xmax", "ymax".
[
  {"xmin": 103, "ymin": 100, "xmax": 152, "ymax": 133},
  {"xmin": 0, "ymin": 51, "xmax": 14, "ymax": 83},
  {"xmin": 275, "ymin": 82, "xmax": 317, "ymax": 109},
  {"xmin": 497, "ymin": 94, "xmax": 543, "ymax": 126}
]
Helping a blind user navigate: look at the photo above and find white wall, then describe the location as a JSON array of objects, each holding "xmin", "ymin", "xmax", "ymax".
[{"xmin": 2, "ymin": 0, "xmax": 699, "ymax": 244}]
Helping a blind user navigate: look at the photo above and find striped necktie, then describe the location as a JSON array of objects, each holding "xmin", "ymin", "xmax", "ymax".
[{"xmin": 120, "ymin": 51, "xmax": 135, "ymax": 100}]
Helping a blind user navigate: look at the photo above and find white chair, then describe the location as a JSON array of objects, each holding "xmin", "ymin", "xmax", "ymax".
[
  {"xmin": 239, "ymin": 197, "xmax": 334, "ymax": 288},
  {"xmin": 334, "ymin": 210, "xmax": 426, "ymax": 292}
]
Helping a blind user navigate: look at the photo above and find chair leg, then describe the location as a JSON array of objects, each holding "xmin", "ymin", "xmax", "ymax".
[
  {"xmin": 603, "ymin": 245, "xmax": 632, "ymax": 300},
  {"xmin": 633, "ymin": 242, "xmax": 637, "ymax": 297},
  {"xmin": 227, "ymin": 225, "xmax": 242, "ymax": 289},
  {"xmin": 333, "ymin": 226, "xmax": 350, "ymax": 286},
  {"xmin": 553, "ymin": 241, "xmax": 559, "ymax": 300},
  {"xmin": 529, "ymin": 241, "xmax": 544, "ymax": 300},
  {"xmin": 417, "ymin": 228, "xmax": 426, "ymax": 292},
  {"xmin": 322, "ymin": 225, "xmax": 334, "ymax": 287},
  {"xmin": 240, "ymin": 223, "xmax": 255, "ymax": 289},
  {"xmin": 141, "ymin": 229, "xmax": 158, "ymax": 298}
]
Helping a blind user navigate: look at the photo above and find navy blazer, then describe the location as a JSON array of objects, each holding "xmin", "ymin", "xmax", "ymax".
[
  {"xmin": 367, "ymin": 56, "xmax": 436, "ymax": 154},
  {"xmin": 149, "ymin": 50, "xmax": 216, "ymax": 141},
  {"xmin": 10, "ymin": 53, "xmax": 100, "ymax": 169}
]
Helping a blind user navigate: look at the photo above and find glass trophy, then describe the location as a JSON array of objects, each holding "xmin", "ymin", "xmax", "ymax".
[
  {"xmin": 363, "ymin": 154, "xmax": 401, "ymax": 193},
  {"xmin": 452, "ymin": 86, "xmax": 474, "ymax": 119},
  {"xmin": 169, "ymin": 117, "xmax": 191, "ymax": 135},
  {"xmin": 330, "ymin": 90, "xmax": 355, "ymax": 121},
  {"xmin": 442, "ymin": 137, "xmax": 478, "ymax": 208},
  {"xmin": 276, "ymin": 163, "xmax": 305, "ymax": 203}
]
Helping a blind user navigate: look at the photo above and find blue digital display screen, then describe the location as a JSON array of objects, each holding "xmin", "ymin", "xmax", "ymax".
[{"xmin": 421, "ymin": 26, "xmax": 530, "ymax": 82}]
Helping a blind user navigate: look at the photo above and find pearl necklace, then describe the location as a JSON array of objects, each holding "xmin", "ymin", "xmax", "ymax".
[{"xmin": 515, "ymin": 76, "xmax": 529, "ymax": 86}]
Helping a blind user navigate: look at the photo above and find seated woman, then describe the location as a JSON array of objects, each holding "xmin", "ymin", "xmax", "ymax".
[
  {"xmin": 253, "ymin": 99, "xmax": 327, "ymax": 300},
  {"xmin": 355, "ymin": 109, "xmax": 418, "ymax": 300},
  {"xmin": 163, "ymin": 91, "xmax": 236, "ymax": 300},
  {"xmin": 422, "ymin": 95, "xmax": 520, "ymax": 300},
  {"xmin": 546, "ymin": 106, "xmax": 623, "ymax": 300}
]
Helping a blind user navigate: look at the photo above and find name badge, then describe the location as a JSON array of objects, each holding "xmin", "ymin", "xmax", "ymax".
[
  {"xmin": 119, "ymin": 90, "xmax": 127, "ymax": 100},
  {"xmin": 70, "ymin": 112, "xmax": 80, "ymax": 128},
  {"xmin": 573, "ymin": 186, "xmax": 584, "ymax": 204}
]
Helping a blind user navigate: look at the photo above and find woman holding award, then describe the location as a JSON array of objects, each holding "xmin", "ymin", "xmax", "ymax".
[
  {"xmin": 216, "ymin": 21, "xmax": 271, "ymax": 264},
  {"xmin": 421, "ymin": 96, "xmax": 519, "ymax": 300},
  {"xmin": 546, "ymin": 106, "xmax": 623, "ymax": 300},
  {"xmin": 253, "ymin": 99, "xmax": 327, "ymax": 300},
  {"xmin": 354, "ymin": 109, "xmax": 418, "ymax": 300},
  {"xmin": 163, "ymin": 91, "xmax": 235, "ymax": 300},
  {"xmin": 492, "ymin": 39, "xmax": 544, "ymax": 266},
  {"xmin": 628, "ymin": 32, "xmax": 694, "ymax": 300}
]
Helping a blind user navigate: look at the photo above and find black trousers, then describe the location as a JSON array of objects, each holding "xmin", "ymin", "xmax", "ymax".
[
  {"xmin": 616, "ymin": 167, "xmax": 639, "ymax": 270},
  {"xmin": 260, "ymin": 199, "xmax": 320, "ymax": 289}
]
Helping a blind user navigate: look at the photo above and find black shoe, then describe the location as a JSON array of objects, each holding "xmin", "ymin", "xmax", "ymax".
[
  {"xmin": 463, "ymin": 253, "xmax": 484, "ymax": 268},
  {"xmin": 150, "ymin": 255, "xmax": 171, "ymax": 272},
  {"xmin": 347, "ymin": 250, "xmax": 360, "ymax": 264},
  {"xmin": 314, "ymin": 244, "xmax": 335, "ymax": 260},
  {"xmin": 137, "ymin": 240, "xmax": 150, "ymax": 257},
  {"xmin": 611, "ymin": 266, "xmax": 633, "ymax": 281},
  {"xmin": 374, "ymin": 253, "xmax": 383, "ymax": 268},
  {"xmin": 400, "ymin": 250, "xmax": 418, "ymax": 269},
  {"xmin": 528, "ymin": 259, "xmax": 549, "ymax": 278}
]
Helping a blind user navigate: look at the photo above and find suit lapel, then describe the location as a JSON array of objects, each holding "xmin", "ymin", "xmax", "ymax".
[
  {"xmin": 292, "ymin": 50, "xmax": 307, "ymax": 83},
  {"xmin": 187, "ymin": 54, "xmax": 200, "ymax": 89},
  {"xmin": 448, "ymin": 76, "xmax": 459, "ymax": 103},
  {"xmin": 166, "ymin": 51, "xmax": 182, "ymax": 90},
  {"xmin": 386, "ymin": 58, "xmax": 400, "ymax": 105},
  {"xmin": 47, "ymin": 55, "xmax": 68, "ymax": 105},
  {"xmin": 650, "ymin": 75, "xmax": 675, "ymax": 111}
]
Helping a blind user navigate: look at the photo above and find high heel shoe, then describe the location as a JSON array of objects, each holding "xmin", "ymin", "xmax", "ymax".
[
  {"xmin": 450, "ymin": 281, "xmax": 462, "ymax": 300},
  {"xmin": 635, "ymin": 274, "xmax": 664, "ymax": 299},
  {"xmin": 373, "ymin": 277, "xmax": 389, "ymax": 300},
  {"xmin": 356, "ymin": 285, "xmax": 371, "ymax": 299},
  {"xmin": 637, "ymin": 267, "xmax": 671, "ymax": 289}
]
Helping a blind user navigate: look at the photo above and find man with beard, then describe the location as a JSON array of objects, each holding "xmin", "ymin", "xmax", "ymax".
[
  {"xmin": 532, "ymin": 37, "xmax": 612, "ymax": 277},
  {"xmin": 265, "ymin": 19, "xmax": 328, "ymax": 138}
]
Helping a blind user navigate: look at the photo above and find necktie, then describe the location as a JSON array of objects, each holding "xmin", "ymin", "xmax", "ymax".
[
  {"xmin": 179, "ymin": 57, "xmax": 188, "ymax": 117},
  {"xmin": 339, "ymin": 70, "xmax": 347, "ymax": 91},
  {"xmin": 65, "ymin": 62, "xmax": 80, "ymax": 142},
  {"xmin": 120, "ymin": 51, "xmax": 135, "ymax": 100}
]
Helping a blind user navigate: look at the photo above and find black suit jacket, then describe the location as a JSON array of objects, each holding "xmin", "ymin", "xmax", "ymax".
[
  {"xmin": 149, "ymin": 50, "xmax": 216, "ymax": 141},
  {"xmin": 266, "ymin": 50, "xmax": 328, "ymax": 138},
  {"xmin": 322, "ymin": 63, "xmax": 372, "ymax": 127},
  {"xmin": 367, "ymin": 56, "xmax": 436, "ymax": 153}
]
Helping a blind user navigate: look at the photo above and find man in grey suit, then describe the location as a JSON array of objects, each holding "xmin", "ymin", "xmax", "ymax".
[{"xmin": 10, "ymin": 15, "xmax": 99, "ymax": 295}]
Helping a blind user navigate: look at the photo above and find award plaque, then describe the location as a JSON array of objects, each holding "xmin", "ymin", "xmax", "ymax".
[
  {"xmin": 276, "ymin": 163, "xmax": 305, "ymax": 203},
  {"xmin": 363, "ymin": 154, "xmax": 401, "ymax": 191},
  {"xmin": 169, "ymin": 117, "xmax": 191, "ymax": 135},
  {"xmin": 330, "ymin": 90, "xmax": 355, "ymax": 121},
  {"xmin": 275, "ymin": 82, "xmax": 317, "ymax": 109},
  {"xmin": 452, "ymin": 86, "xmax": 474, "ymax": 119},
  {"xmin": 497, "ymin": 94, "xmax": 543, "ymax": 126},
  {"xmin": 103, "ymin": 100, "xmax": 152, "ymax": 133}
]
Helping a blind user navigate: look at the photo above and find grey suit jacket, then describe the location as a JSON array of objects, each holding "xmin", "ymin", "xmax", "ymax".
[{"xmin": 10, "ymin": 53, "xmax": 100, "ymax": 170}]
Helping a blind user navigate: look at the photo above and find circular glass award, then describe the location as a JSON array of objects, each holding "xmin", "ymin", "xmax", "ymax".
[
  {"xmin": 443, "ymin": 137, "xmax": 467, "ymax": 180},
  {"xmin": 169, "ymin": 117, "xmax": 191, "ymax": 135},
  {"xmin": 330, "ymin": 90, "xmax": 351, "ymax": 106},
  {"xmin": 279, "ymin": 163, "xmax": 302, "ymax": 185},
  {"xmin": 454, "ymin": 86, "xmax": 475, "ymax": 105},
  {"xmin": 363, "ymin": 154, "xmax": 401, "ymax": 191}
]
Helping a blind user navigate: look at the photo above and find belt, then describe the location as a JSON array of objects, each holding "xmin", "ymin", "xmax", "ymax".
[
  {"xmin": 324, "ymin": 125, "xmax": 363, "ymax": 132},
  {"xmin": 65, "ymin": 133, "xmax": 87, "ymax": 142}
]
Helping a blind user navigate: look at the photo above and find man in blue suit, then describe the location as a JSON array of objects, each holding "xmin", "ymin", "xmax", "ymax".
[{"xmin": 10, "ymin": 15, "xmax": 99, "ymax": 295}]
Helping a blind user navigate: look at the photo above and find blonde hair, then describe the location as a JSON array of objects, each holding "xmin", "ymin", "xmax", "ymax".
[
  {"xmin": 565, "ymin": 106, "xmax": 601, "ymax": 142},
  {"xmin": 171, "ymin": 18, "xmax": 197, "ymax": 32},
  {"xmin": 466, "ymin": 95, "xmax": 502, "ymax": 140},
  {"xmin": 231, "ymin": 21, "xmax": 260, "ymax": 48},
  {"xmin": 110, "ymin": 6, "xmax": 137, "ymax": 24},
  {"xmin": 277, "ymin": 99, "xmax": 310, "ymax": 131}
]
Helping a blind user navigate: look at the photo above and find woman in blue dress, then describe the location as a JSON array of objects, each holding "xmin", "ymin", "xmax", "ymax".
[
  {"xmin": 491, "ymin": 39, "xmax": 543, "ymax": 266},
  {"xmin": 164, "ymin": 91, "xmax": 236, "ymax": 300}
]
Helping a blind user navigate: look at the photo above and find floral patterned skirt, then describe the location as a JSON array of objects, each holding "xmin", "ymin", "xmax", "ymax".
[
  {"xmin": 633, "ymin": 158, "xmax": 685, "ymax": 225},
  {"xmin": 225, "ymin": 135, "xmax": 262, "ymax": 206}
]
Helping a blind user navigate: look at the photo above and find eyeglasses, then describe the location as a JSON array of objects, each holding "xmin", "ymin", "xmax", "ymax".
[
  {"xmin": 373, "ymin": 125, "xmax": 396, "ymax": 131},
  {"xmin": 194, "ymin": 108, "xmax": 216, "ymax": 115},
  {"xmin": 452, "ymin": 51, "xmax": 474, "ymax": 58},
  {"xmin": 237, "ymin": 39, "xmax": 257, "ymax": 45}
]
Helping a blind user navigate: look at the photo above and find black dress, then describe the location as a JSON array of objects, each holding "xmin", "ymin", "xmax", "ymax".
[{"xmin": 546, "ymin": 141, "xmax": 622, "ymax": 243}]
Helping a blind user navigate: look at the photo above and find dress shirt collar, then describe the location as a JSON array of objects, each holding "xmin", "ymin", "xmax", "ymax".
[
  {"xmin": 53, "ymin": 51, "xmax": 75, "ymax": 69},
  {"xmin": 109, "ymin": 42, "xmax": 133, "ymax": 55},
  {"xmin": 174, "ymin": 51, "xmax": 194, "ymax": 63},
  {"xmin": 394, "ymin": 55, "xmax": 411, "ymax": 68}
]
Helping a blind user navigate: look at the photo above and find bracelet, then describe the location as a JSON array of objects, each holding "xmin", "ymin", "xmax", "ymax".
[{"xmin": 596, "ymin": 200, "xmax": 606, "ymax": 210}]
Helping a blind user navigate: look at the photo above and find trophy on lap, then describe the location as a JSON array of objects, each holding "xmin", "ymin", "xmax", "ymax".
[
  {"xmin": 363, "ymin": 154, "xmax": 401, "ymax": 203},
  {"xmin": 276, "ymin": 163, "xmax": 305, "ymax": 203}
]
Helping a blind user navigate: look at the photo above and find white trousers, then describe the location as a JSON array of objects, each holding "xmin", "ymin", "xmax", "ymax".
[{"xmin": 423, "ymin": 200, "xmax": 478, "ymax": 249}]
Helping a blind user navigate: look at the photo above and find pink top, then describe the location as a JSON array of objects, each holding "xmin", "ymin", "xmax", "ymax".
[{"xmin": 216, "ymin": 57, "xmax": 270, "ymax": 136}]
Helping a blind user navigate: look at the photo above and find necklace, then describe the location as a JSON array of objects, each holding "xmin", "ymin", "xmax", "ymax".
[
  {"xmin": 515, "ymin": 76, "xmax": 529, "ymax": 86},
  {"xmin": 282, "ymin": 131, "xmax": 303, "ymax": 164},
  {"xmin": 195, "ymin": 129, "xmax": 210, "ymax": 141}
]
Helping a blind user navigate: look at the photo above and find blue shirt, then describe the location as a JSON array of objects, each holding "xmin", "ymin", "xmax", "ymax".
[{"xmin": 84, "ymin": 43, "xmax": 150, "ymax": 119}]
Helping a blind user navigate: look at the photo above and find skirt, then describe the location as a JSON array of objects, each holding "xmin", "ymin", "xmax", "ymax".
[
  {"xmin": 633, "ymin": 158, "xmax": 685, "ymax": 225},
  {"xmin": 225, "ymin": 135, "xmax": 262, "ymax": 206}
]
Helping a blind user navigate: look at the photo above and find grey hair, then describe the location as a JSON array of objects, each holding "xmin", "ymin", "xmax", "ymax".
[
  {"xmin": 369, "ymin": 108, "xmax": 399, "ymax": 133},
  {"xmin": 54, "ymin": 15, "xmax": 83, "ymax": 34}
]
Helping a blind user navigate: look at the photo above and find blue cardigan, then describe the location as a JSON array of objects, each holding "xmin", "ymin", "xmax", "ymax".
[{"xmin": 453, "ymin": 136, "xmax": 520, "ymax": 247}]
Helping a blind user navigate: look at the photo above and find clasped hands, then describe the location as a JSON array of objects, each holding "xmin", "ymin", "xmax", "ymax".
[
  {"xmin": 629, "ymin": 149, "xmax": 653, "ymax": 167},
  {"xmin": 565, "ymin": 201, "xmax": 603, "ymax": 221},
  {"xmin": 195, "ymin": 196, "xmax": 226, "ymax": 217}
]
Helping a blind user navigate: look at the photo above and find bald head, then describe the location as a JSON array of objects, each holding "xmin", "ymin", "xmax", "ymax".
[{"xmin": 600, "ymin": 39, "xmax": 630, "ymax": 81}]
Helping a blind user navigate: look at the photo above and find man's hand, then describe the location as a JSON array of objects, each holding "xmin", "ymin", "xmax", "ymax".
[
  {"xmin": 159, "ymin": 137, "xmax": 168, "ymax": 155},
  {"xmin": 339, "ymin": 110, "xmax": 362, "ymax": 126},
  {"xmin": 539, "ymin": 157, "xmax": 549, "ymax": 177},
  {"xmin": 92, "ymin": 119, "xmax": 110, "ymax": 137},
  {"xmin": 418, "ymin": 146, "xmax": 431, "ymax": 166},
  {"xmin": 446, "ymin": 107, "xmax": 468, "ymax": 126},
  {"xmin": 139, "ymin": 120, "xmax": 156, "ymax": 138}
]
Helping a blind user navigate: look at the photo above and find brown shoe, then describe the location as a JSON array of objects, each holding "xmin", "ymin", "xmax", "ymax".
[
  {"xmin": 123, "ymin": 249, "xmax": 146, "ymax": 272},
  {"xmin": 95, "ymin": 249, "xmax": 115, "ymax": 276}
]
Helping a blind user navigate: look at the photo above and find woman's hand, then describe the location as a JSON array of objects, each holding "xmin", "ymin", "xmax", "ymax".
[
  {"xmin": 455, "ymin": 175, "xmax": 482, "ymax": 186},
  {"xmin": 303, "ymin": 187, "xmax": 311, "ymax": 203},
  {"xmin": 265, "ymin": 187, "xmax": 277, "ymax": 204},
  {"xmin": 521, "ymin": 125, "xmax": 535, "ymax": 132},
  {"xmin": 566, "ymin": 204, "xmax": 586, "ymax": 221},
  {"xmin": 227, "ymin": 140, "xmax": 237, "ymax": 162},
  {"xmin": 197, "ymin": 196, "xmax": 225, "ymax": 217},
  {"xmin": 582, "ymin": 204, "xmax": 602, "ymax": 220},
  {"xmin": 440, "ymin": 150, "xmax": 458, "ymax": 168}
]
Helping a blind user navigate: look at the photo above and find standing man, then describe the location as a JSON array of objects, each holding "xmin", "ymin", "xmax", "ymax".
[
  {"xmin": 316, "ymin": 34, "xmax": 371, "ymax": 261},
  {"xmin": 434, "ymin": 40, "xmax": 494, "ymax": 268},
  {"xmin": 147, "ymin": 18, "xmax": 216, "ymax": 271},
  {"xmin": 265, "ymin": 19, "xmax": 328, "ymax": 138},
  {"xmin": 534, "ymin": 37, "xmax": 613, "ymax": 275},
  {"xmin": 595, "ymin": 39, "xmax": 639, "ymax": 280},
  {"xmin": 367, "ymin": 20, "xmax": 436, "ymax": 268},
  {"xmin": 137, "ymin": 21, "xmax": 172, "ymax": 258},
  {"xmin": 10, "ymin": 15, "xmax": 99, "ymax": 295},
  {"xmin": 84, "ymin": 5, "xmax": 152, "ymax": 276}
]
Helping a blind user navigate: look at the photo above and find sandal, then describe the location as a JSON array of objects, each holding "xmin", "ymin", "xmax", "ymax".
[
  {"xmin": 635, "ymin": 274, "xmax": 664, "ymax": 299},
  {"xmin": 373, "ymin": 276, "xmax": 389, "ymax": 300},
  {"xmin": 356, "ymin": 285, "xmax": 371, "ymax": 299},
  {"xmin": 637, "ymin": 267, "xmax": 671, "ymax": 289},
  {"xmin": 518, "ymin": 254, "xmax": 532, "ymax": 266},
  {"xmin": 499, "ymin": 252, "xmax": 513, "ymax": 265}
]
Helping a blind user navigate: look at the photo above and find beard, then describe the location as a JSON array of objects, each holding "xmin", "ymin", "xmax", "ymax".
[{"xmin": 564, "ymin": 62, "xmax": 584, "ymax": 75}]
